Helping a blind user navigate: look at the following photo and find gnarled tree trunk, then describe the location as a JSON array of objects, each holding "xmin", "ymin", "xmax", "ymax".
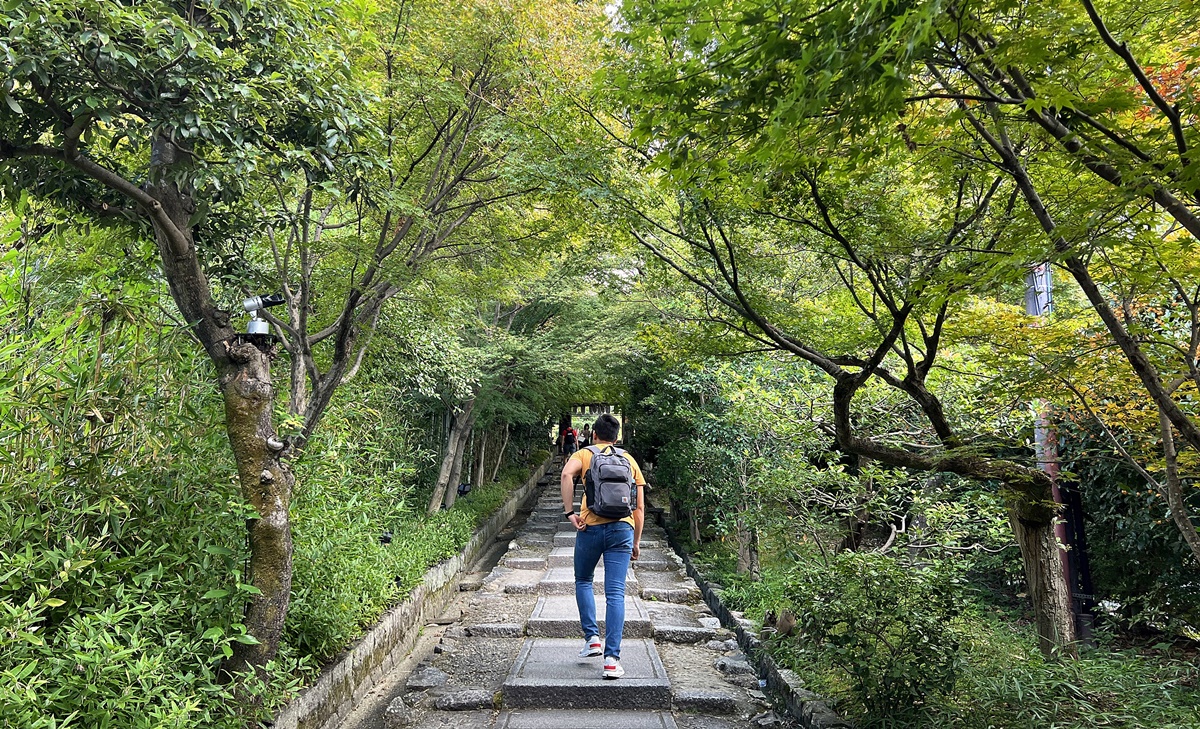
[
  {"xmin": 220, "ymin": 339, "xmax": 295, "ymax": 675},
  {"xmin": 1009, "ymin": 496, "xmax": 1077, "ymax": 657}
]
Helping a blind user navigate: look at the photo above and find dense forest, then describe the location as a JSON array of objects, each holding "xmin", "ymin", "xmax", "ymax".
[{"xmin": 1, "ymin": 0, "xmax": 1198, "ymax": 727}]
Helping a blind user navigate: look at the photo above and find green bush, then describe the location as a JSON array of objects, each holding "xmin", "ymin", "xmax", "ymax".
[
  {"xmin": 287, "ymin": 425, "xmax": 541, "ymax": 659},
  {"xmin": 784, "ymin": 553, "xmax": 967, "ymax": 724}
]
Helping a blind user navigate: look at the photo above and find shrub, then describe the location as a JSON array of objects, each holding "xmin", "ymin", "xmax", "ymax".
[{"xmin": 786, "ymin": 552, "xmax": 967, "ymax": 724}]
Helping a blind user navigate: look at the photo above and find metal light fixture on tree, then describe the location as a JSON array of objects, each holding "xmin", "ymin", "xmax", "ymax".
[{"xmin": 242, "ymin": 293, "xmax": 285, "ymax": 335}]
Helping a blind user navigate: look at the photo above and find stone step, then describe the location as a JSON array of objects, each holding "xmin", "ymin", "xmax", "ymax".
[
  {"xmin": 525, "ymin": 595, "xmax": 653, "ymax": 638},
  {"xmin": 504, "ymin": 556, "xmax": 549, "ymax": 570},
  {"xmin": 544, "ymin": 546, "xmax": 673, "ymax": 572},
  {"xmin": 538, "ymin": 566, "xmax": 637, "ymax": 595},
  {"xmin": 502, "ymin": 638, "xmax": 671, "ymax": 709},
  {"xmin": 501, "ymin": 569, "xmax": 549, "ymax": 595},
  {"xmin": 640, "ymin": 586, "xmax": 701, "ymax": 604},
  {"xmin": 535, "ymin": 505, "xmax": 580, "ymax": 515},
  {"xmin": 552, "ymin": 532, "xmax": 668, "ymax": 550},
  {"xmin": 495, "ymin": 709, "xmax": 678, "ymax": 729},
  {"xmin": 547, "ymin": 546, "xmax": 575, "ymax": 567}
]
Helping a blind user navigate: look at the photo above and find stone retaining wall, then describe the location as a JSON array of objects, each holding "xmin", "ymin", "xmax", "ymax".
[
  {"xmin": 272, "ymin": 457, "xmax": 553, "ymax": 729},
  {"xmin": 649, "ymin": 507, "xmax": 853, "ymax": 729}
]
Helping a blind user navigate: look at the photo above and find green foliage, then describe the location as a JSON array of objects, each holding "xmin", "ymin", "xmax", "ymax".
[
  {"xmin": 1057, "ymin": 415, "xmax": 1200, "ymax": 634},
  {"xmin": 716, "ymin": 549, "xmax": 1200, "ymax": 729},
  {"xmin": 0, "ymin": 0, "xmax": 369, "ymax": 209},
  {"xmin": 933, "ymin": 612, "xmax": 1200, "ymax": 729},
  {"xmin": 0, "ymin": 211, "xmax": 556, "ymax": 725},
  {"xmin": 633, "ymin": 351, "xmax": 1195, "ymax": 726},
  {"xmin": 0, "ymin": 224, "xmax": 303, "ymax": 727},
  {"xmin": 288, "ymin": 409, "xmax": 538, "ymax": 659},
  {"xmin": 784, "ymin": 553, "xmax": 967, "ymax": 723}
]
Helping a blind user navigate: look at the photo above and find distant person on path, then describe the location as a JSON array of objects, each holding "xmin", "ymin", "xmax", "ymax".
[
  {"xmin": 561, "ymin": 424, "xmax": 579, "ymax": 456},
  {"xmin": 579, "ymin": 424, "xmax": 592, "ymax": 449},
  {"xmin": 560, "ymin": 414, "xmax": 646, "ymax": 679}
]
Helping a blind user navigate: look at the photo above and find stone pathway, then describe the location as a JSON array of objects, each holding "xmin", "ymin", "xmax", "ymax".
[{"xmin": 338, "ymin": 461, "xmax": 796, "ymax": 729}]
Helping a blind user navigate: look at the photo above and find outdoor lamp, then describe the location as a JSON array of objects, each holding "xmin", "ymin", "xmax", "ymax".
[{"xmin": 242, "ymin": 293, "xmax": 285, "ymax": 335}]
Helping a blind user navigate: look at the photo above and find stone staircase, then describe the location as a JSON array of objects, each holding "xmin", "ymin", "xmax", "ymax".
[{"xmin": 336, "ymin": 461, "xmax": 794, "ymax": 729}]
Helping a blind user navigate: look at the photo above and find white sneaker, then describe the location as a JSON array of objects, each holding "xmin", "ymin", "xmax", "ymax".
[
  {"xmin": 579, "ymin": 635, "xmax": 602, "ymax": 658},
  {"xmin": 602, "ymin": 656, "xmax": 624, "ymax": 679}
]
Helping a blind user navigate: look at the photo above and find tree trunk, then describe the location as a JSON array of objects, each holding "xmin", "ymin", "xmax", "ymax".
[
  {"xmin": 220, "ymin": 338, "xmax": 295, "ymax": 675},
  {"xmin": 142, "ymin": 138, "xmax": 295, "ymax": 674},
  {"xmin": 689, "ymin": 510, "xmax": 701, "ymax": 543},
  {"xmin": 288, "ymin": 347, "xmax": 308, "ymax": 417},
  {"xmin": 735, "ymin": 516, "xmax": 761, "ymax": 580},
  {"xmin": 427, "ymin": 399, "xmax": 475, "ymax": 514},
  {"xmin": 830, "ymin": 374, "xmax": 1077, "ymax": 657},
  {"xmin": 488, "ymin": 424, "xmax": 510, "ymax": 483},
  {"xmin": 442, "ymin": 416, "xmax": 475, "ymax": 510},
  {"xmin": 838, "ymin": 507, "xmax": 868, "ymax": 552},
  {"xmin": 1159, "ymin": 410, "xmax": 1200, "ymax": 562},
  {"xmin": 1008, "ymin": 500, "xmax": 1077, "ymax": 657},
  {"xmin": 472, "ymin": 431, "xmax": 487, "ymax": 490}
]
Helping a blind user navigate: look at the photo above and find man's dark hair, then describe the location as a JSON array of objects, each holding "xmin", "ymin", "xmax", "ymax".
[{"xmin": 593, "ymin": 413, "xmax": 620, "ymax": 443}]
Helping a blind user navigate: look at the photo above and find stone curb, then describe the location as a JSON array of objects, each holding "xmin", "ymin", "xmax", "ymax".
[
  {"xmin": 271, "ymin": 457, "xmax": 553, "ymax": 729},
  {"xmin": 649, "ymin": 507, "xmax": 854, "ymax": 729}
]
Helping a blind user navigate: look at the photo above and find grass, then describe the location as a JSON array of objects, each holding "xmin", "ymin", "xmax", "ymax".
[{"xmin": 682, "ymin": 537, "xmax": 1200, "ymax": 729}]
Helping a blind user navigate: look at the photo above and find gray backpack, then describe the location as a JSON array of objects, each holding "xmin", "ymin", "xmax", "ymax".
[{"xmin": 584, "ymin": 445, "xmax": 636, "ymax": 519}]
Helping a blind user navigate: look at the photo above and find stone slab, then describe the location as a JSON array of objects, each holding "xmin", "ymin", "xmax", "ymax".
[
  {"xmin": 504, "ymin": 582, "xmax": 541, "ymax": 595},
  {"xmin": 458, "ymin": 575, "xmax": 485, "ymax": 592},
  {"xmin": 526, "ymin": 595, "xmax": 653, "ymax": 638},
  {"xmin": 537, "ymin": 500, "xmax": 579, "ymax": 510},
  {"xmin": 654, "ymin": 625, "xmax": 716, "ymax": 644},
  {"xmin": 504, "ymin": 557, "xmax": 549, "ymax": 570},
  {"xmin": 547, "ymin": 546, "xmax": 576, "ymax": 567},
  {"xmin": 495, "ymin": 709, "xmax": 678, "ymax": 729},
  {"xmin": 433, "ymin": 689, "xmax": 496, "ymax": 711},
  {"xmin": 522, "ymin": 523, "xmax": 561, "ymax": 533},
  {"xmin": 539, "ymin": 566, "xmax": 638, "ymax": 596},
  {"xmin": 632, "ymin": 559, "xmax": 673, "ymax": 572},
  {"xmin": 546, "ymin": 547, "xmax": 671, "ymax": 571},
  {"xmin": 646, "ymin": 604, "xmax": 716, "ymax": 643},
  {"xmin": 640, "ymin": 587, "xmax": 700, "ymax": 604},
  {"xmin": 466, "ymin": 623, "xmax": 525, "ymax": 637},
  {"xmin": 672, "ymin": 688, "xmax": 739, "ymax": 714},
  {"xmin": 554, "ymin": 532, "xmax": 577, "ymax": 547},
  {"xmin": 502, "ymin": 638, "xmax": 671, "ymax": 710}
]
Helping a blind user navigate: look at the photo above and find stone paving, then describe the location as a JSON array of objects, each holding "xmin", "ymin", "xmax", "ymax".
[{"xmin": 338, "ymin": 460, "xmax": 797, "ymax": 729}]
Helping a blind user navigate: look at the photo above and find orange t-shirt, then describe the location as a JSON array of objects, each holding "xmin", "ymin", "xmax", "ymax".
[{"xmin": 568, "ymin": 444, "xmax": 646, "ymax": 527}]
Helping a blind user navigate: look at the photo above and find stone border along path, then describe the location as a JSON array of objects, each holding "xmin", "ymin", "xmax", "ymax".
[{"xmin": 335, "ymin": 459, "xmax": 801, "ymax": 729}]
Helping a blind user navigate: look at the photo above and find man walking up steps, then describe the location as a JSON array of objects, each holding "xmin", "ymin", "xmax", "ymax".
[{"xmin": 559, "ymin": 413, "xmax": 646, "ymax": 679}]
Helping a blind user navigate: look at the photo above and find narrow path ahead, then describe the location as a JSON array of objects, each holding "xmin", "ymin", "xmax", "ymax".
[{"xmin": 339, "ymin": 460, "xmax": 795, "ymax": 729}]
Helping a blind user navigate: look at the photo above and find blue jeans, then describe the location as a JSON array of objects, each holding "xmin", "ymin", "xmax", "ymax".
[{"xmin": 574, "ymin": 520, "xmax": 634, "ymax": 659}]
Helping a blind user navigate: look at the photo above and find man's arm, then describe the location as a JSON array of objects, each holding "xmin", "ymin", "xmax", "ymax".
[
  {"xmin": 561, "ymin": 457, "xmax": 585, "ymax": 532},
  {"xmin": 632, "ymin": 483, "xmax": 645, "ymax": 559}
]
